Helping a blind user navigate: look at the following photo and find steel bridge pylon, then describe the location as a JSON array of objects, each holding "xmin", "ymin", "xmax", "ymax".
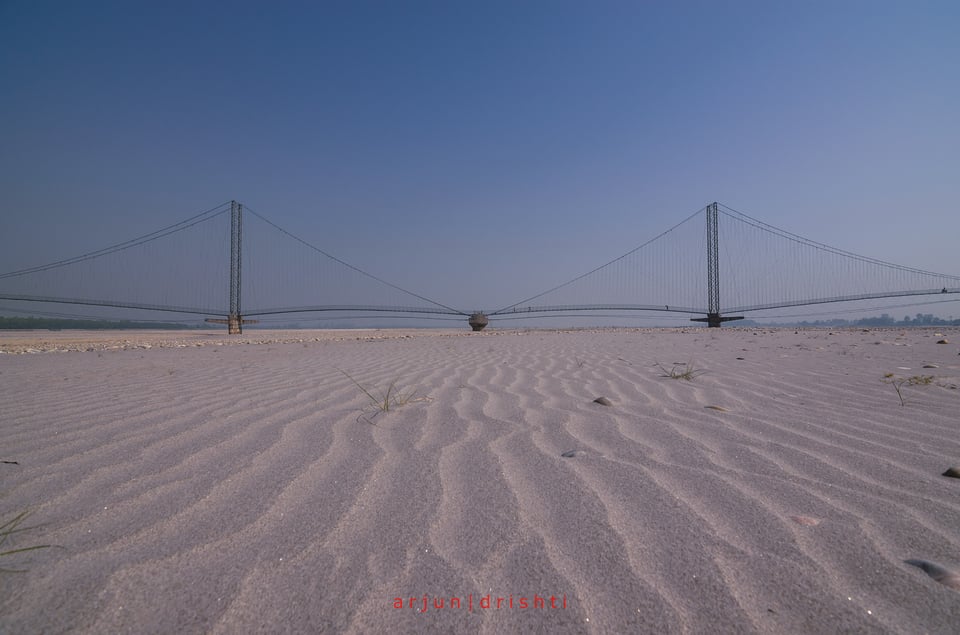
[
  {"xmin": 205, "ymin": 201, "xmax": 258, "ymax": 333},
  {"xmin": 691, "ymin": 202, "xmax": 743, "ymax": 327}
]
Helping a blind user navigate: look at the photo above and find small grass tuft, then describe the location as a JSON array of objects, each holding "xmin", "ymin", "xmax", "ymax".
[
  {"xmin": 882, "ymin": 373, "xmax": 936, "ymax": 406},
  {"xmin": 338, "ymin": 369, "xmax": 422, "ymax": 415},
  {"xmin": 655, "ymin": 361, "xmax": 705, "ymax": 381},
  {"xmin": 1, "ymin": 510, "xmax": 52, "ymax": 573}
]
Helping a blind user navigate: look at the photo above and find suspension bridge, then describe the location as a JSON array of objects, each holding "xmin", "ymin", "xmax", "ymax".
[{"xmin": 0, "ymin": 201, "xmax": 957, "ymax": 332}]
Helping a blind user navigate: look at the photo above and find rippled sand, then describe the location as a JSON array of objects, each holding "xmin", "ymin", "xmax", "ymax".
[{"xmin": 2, "ymin": 327, "xmax": 959, "ymax": 633}]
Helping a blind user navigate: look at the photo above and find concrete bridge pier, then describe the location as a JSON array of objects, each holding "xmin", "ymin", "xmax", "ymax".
[
  {"xmin": 468, "ymin": 312, "xmax": 489, "ymax": 331},
  {"xmin": 691, "ymin": 312, "xmax": 743, "ymax": 327},
  {"xmin": 205, "ymin": 315, "xmax": 258, "ymax": 333}
]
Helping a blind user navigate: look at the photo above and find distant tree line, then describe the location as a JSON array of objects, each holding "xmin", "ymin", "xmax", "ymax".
[
  {"xmin": 740, "ymin": 313, "xmax": 960, "ymax": 328},
  {"xmin": 0, "ymin": 316, "xmax": 208, "ymax": 330}
]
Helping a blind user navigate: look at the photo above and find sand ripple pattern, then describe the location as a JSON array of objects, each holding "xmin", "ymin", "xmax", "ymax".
[{"xmin": 2, "ymin": 328, "xmax": 959, "ymax": 633}]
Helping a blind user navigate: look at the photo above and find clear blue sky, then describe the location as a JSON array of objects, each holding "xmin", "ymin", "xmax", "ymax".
[{"xmin": 1, "ymin": 1, "xmax": 958, "ymax": 325}]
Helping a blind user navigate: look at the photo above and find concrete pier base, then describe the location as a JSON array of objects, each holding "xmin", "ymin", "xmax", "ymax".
[{"xmin": 468, "ymin": 312, "xmax": 489, "ymax": 331}]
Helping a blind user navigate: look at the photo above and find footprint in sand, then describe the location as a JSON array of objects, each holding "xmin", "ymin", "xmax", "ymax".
[{"xmin": 905, "ymin": 559, "xmax": 960, "ymax": 590}]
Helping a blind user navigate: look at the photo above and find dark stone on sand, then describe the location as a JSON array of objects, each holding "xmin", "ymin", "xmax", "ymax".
[
  {"xmin": 593, "ymin": 397, "xmax": 612, "ymax": 406},
  {"xmin": 905, "ymin": 559, "xmax": 960, "ymax": 590},
  {"xmin": 942, "ymin": 466, "xmax": 960, "ymax": 478},
  {"xmin": 561, "ymin": 450, "xmax": 586, "ymax": 458},
  {"xmin": 936, "ymin": 338, "xmax": 949, "ymax": 344}
]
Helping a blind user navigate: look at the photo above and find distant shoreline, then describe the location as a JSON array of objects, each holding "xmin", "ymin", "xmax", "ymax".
[
  {"xmin": 2, "ymin": 312, "xmax": 958, "ymax": 333},
  {"xmin": 1, "ymin": 324, "xmax": 957, "ymax": 355}
]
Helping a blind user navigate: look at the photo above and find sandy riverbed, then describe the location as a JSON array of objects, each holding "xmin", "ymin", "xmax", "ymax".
[{"xmin": 2, "ymin": 327, "xmax": 959, "ymax": 633}]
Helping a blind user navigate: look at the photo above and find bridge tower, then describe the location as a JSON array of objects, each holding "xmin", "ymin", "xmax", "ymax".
[
  {"xmin": 691, "ymin": 202, "xmax": 743, "ymax": 327},
  {"xmin": 205, "ymin": 201, "xmax": 257, "ymax": 333},
  {"xmin": 228, "ymin": 201, "xmax": 242, "ymax": 333}
]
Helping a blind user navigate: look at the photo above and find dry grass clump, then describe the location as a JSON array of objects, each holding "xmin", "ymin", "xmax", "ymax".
[
  {"xmin": 338, "ymin": 369, "xmax": 423, "ymax": 416},
  {"xmin": 1, "ymin": 510, "xmax": 51, "ymax": 573},
  {"xmin": 882, "ymin": 373, "xmax": 935, "ymax": 406},
  {"xmin": 655, "ymin": 361, "xmax": 705, "ymax": 381}
]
